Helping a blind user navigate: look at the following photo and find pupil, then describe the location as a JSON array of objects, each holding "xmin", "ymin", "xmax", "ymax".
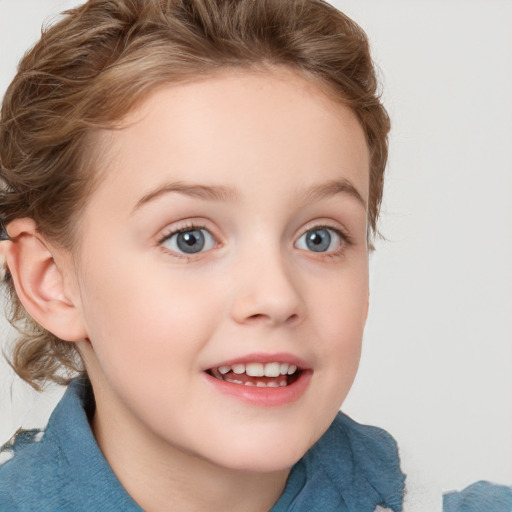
[
  {"xmin": 306, "ymin": 229, "xmax": 331, "ymax": 252},
  {"xmin": 177, "ymin": 230, "xmax": 205, "ymax": 253}
]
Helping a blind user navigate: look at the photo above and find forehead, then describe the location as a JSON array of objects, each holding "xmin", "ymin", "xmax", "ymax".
[{"xmin": 91, "ymin": 68, "xmax": 370, "ymax": 211}]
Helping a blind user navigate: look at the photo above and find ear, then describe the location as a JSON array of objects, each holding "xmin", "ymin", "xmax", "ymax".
[{"xmin": 3, "ymin": 218, "xmax": 87, "ymax": 342}]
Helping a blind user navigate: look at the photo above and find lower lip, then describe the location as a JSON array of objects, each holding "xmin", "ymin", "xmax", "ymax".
[{"xmin": 203, "ymin": 370, "xmax": 312, "ymax": 407}]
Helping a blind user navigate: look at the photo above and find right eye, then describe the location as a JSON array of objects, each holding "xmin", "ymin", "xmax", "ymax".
[
  {"xmin": 295, "ymin": 226, "xmax": 344, "ymax": 254},
  {"xmin": 160, "ymin": 227, "xmax": 216, "ymax": 255}
]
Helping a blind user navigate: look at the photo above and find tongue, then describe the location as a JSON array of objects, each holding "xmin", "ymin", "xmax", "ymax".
[{"xmin": 224, "ymin": 371, "xmax": 286, "ymax": 386}]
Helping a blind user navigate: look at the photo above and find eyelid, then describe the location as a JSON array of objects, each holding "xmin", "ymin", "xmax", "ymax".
[
  {"xmin": 294, "ymin": 222, "xmax": 353, "ymax": 255},
  {"xmin": 298, "ymin": 221, "xmax": 352, "ymax": 243},
  {"xmin": 155, "ymin": 218, "xmax": 352, "ymax": 259},
  {"xmin": 157, "ymin": 221, "xmax": 220, "ymax": 258},
  {"xmin": 157, "ymin": 222, "xmax": 208, "ymax": 244}
]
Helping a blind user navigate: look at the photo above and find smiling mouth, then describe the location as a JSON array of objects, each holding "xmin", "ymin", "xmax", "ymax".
[{"xmin": 207, "ymin": 362, "xmax": 302, "ymax": 388}]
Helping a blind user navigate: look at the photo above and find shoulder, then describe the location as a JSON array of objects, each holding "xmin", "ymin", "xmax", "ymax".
[
  {"xmin": 0, "ymin": 379, "xmax": 143, "ymax": 511},
  {"xmin": 443, "ymin": 481, "xmax": 512, "ymax": 512},
  {"xmin": 0, "ymin": 381, "xmax": 86, "ymax": 510},
  {"xmin": 0, "ymin": 427, "xmax": 65, "ymax": 510},
  {"xmin": 0, "ymin": 428, "xmax": 48, "ymax": 477},
  {"xmin": 297, "ymin": 412, "xmax": 405, "ymax": 512},
  {"xmin": 0, "ymin": 490, "xmax": 18, "ymax": 511},
  {"xmin": 327, "ymin": 413, "xmax": 404, "ymax": 482},
  {"xmin": 331, "ymin": 413, "xmax": 402, "ymax": 462},
  {"xmin": 333, "ymin": 413, "xmax": 405, "ymax": 509}
]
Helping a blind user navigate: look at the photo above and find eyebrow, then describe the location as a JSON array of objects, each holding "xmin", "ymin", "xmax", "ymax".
[
  {"xmin": 132, "ymin": 177, "xmax": 366, "ymax": 214},
  {"xmin": 132, "ymin": 181, "xmax": 239, "ymax": 213},
  {"xmin": 300, "ymin": 178, "xmax": 366, "ymax": 208}
]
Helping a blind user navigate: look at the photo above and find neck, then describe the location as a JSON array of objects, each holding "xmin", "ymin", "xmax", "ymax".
[{"xmin": 90, "ymin": 389, "xmax": 290, "ymax": 512}]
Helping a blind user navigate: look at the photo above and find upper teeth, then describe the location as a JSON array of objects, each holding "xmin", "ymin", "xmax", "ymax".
[{"xmin": 218, "ymin": 362, "xmax": 297, "ymax": 377}]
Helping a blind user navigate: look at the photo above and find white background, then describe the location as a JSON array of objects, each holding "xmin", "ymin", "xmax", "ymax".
[{"xmin": 0, "ymin": 0, "xmax": 511, "ymax": 495}]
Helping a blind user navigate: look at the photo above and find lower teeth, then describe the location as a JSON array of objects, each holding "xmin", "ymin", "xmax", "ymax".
[
  {"xmin": 208, "ymin": 367, "xmax": 296, "ymax": 387},
  {"xmin": 222, "ymin": 376, "xmax": 288, "ymax": 387}
]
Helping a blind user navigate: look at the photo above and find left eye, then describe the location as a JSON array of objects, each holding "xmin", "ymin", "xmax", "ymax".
[
  {"xmin": 161, "ymin": 228, "xmax": 216, "ymax": 254},
  {"xmin": 295, "ymin": 227, "xmax": 342, "ymax": 253}
]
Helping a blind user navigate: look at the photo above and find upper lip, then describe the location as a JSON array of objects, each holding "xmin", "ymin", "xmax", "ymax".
[{"xmin": 204, "ymin": 352, "xmax": 311, "ymax": 371}]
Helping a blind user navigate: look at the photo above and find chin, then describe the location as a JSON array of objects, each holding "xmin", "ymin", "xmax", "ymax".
[
  {"xmin": 220, "ymin": 452, "xmax": 304, "ymax": 474},
  {"xmin": 206, "ymin": 430, "xmax": 315, "ymax": 474}
]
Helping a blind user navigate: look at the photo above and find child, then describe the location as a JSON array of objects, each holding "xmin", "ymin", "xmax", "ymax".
[
  {"xmin": 0, "ymin": 1, "xmax": 405, "ymax": 508},
  {"xmin": 0, "ymin": 1, "xmax": 509, "ymax": 511}
]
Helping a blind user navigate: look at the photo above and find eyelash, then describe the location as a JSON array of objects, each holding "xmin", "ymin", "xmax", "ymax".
[
  {"xmin": 295, "ymin": 224, "xmax": 353, "ymax": 259},
  {"xmin": 157, "ymin": 222, "xmax": 352, "ymax": 259},
  {"xmin": 157, "ymin": 222, "xmax": 214, "ymax": 259}
]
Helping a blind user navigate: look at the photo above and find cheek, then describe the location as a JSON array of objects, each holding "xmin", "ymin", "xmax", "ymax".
[
  {"xmin": 308, "ymin": 262, "xmax": 368, "ymax": 386},
  {"xmin": 299, "ymin": 266, "xmax": 367, "ymax": 438},
  {"xmin": 313, "ymin": 263, "xmax": 369, "ymax": 342},
  {"xmin": 78, "ymin": 255, "xmax": 222, "ymax": 377}
]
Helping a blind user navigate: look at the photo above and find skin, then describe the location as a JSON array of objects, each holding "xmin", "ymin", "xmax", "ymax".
[{"xmin": 19, "ymin": 68, "xmax": 371, "ymax": 511}]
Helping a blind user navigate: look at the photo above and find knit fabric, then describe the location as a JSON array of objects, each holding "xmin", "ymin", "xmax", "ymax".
[
  {"xmin": 0, "ymin": 378, "xmax": 406, "ymax": 511},
  {"xmin": 443, "ymin": 481, "xmax": 512, "ymax": 512}
]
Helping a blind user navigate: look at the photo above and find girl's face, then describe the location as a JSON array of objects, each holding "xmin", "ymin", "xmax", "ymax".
[{"xmin": 71, "ymin": 69, "xmax": 370, "ymax": 474}]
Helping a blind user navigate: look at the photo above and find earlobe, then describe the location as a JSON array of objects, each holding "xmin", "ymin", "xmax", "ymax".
[{"xmin": 3, "ymin": 218, "xmax": 87, "ymax": 342}]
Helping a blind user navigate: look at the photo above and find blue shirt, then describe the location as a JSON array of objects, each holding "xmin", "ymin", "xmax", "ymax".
[
  {"xmin": 443, "ymin": 481, "xmax": 512, "ymax": 512},
  {"xmin": 0, "ymin": 379, "xmax": 405, "ymax": 511},
  {"xmin": 2, "ymin": 379, "xmax": 511, "ymax": 511}
]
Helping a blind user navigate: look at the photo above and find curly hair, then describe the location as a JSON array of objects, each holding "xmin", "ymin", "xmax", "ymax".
[{"xmin": 0, "ymin": 0, "xmax": 390, "ymax": 390}]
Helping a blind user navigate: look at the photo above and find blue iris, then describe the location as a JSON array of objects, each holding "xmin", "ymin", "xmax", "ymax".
[
  {"xmin": 176, "ymin": 230, "xmax": 206, "ymax": 254},
  {"xmin": 305, "ymin": 228, "xmax": 332, "ymax": 252}
]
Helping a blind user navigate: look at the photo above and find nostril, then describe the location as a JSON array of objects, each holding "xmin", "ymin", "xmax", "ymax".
[
  {"xmin": 247, "ymin": 313, "xmax": 266, "ymax": 321},
  {"xmin": 245, "ymin": 312, "xmax": 299, "ymax": 325}
]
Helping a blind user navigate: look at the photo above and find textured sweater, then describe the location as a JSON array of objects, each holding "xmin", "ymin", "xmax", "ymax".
[{"xmin": 0, "ymin": 378, "xmax": 405, "ymax": 511}]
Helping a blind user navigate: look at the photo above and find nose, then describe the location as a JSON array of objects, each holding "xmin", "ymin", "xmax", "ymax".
[{"xmin": 229, "ymin": 248, "xmax": 304, "ymax": 327}]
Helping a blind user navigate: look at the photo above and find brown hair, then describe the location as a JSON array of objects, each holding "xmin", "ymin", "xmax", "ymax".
[{"xmin": 0, "ymin": 0, "xmax": 390, "ymax": 390}]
